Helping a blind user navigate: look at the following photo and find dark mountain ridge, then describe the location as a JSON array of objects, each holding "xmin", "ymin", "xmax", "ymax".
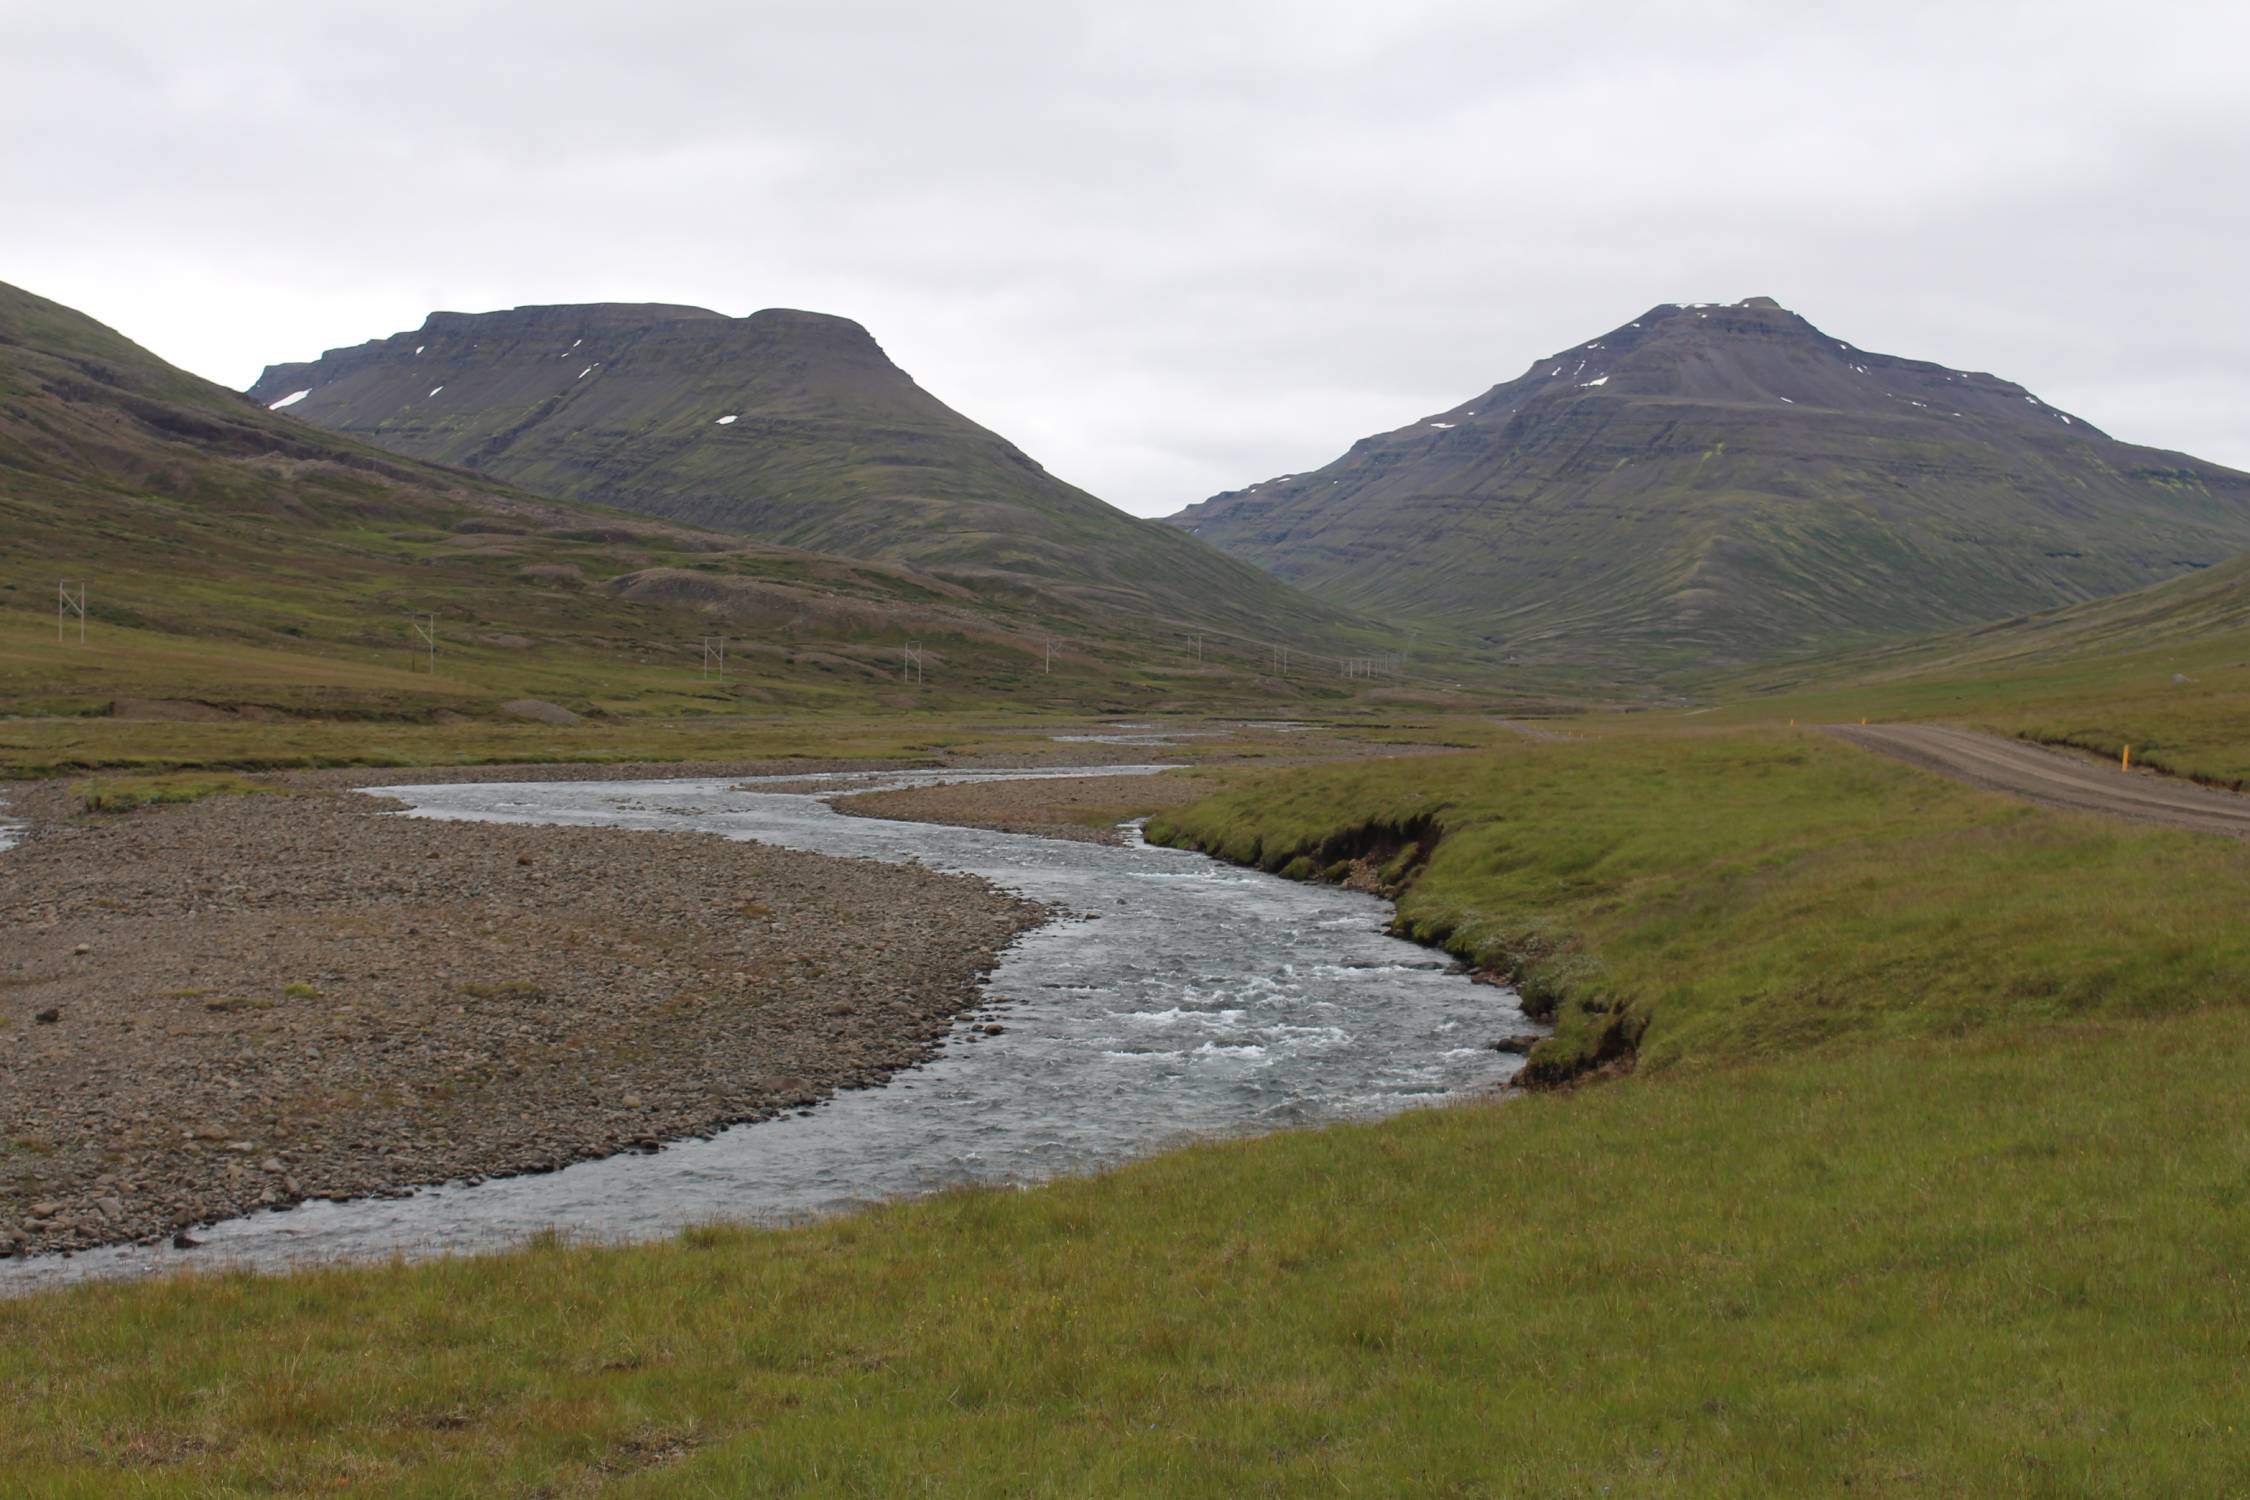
[
  {"xmin": 1168, "ymin": 297, "xmax": 2250, "ymax": 682},
  {"xmin": 250, "ymin": 302, "xmax": 1370, "ymax": 647}
]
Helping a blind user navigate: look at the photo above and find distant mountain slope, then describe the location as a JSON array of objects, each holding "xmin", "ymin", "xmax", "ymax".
[
  {"xmin": 1167, "ymin": 297, "xmax": 2250, "ymax": 682},
  {"xmin": 248, "ymin": 303, "xmax": 1364, "ymax": 646},
  {"xmin": 0, "ymin": 280, "xmax": 1372, "ymax": 721}
]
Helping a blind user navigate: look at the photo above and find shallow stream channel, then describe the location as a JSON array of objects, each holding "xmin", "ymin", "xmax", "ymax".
[{"xmin": 3, "ymin": 765, "xmax": 1529, "ymax": 1289}]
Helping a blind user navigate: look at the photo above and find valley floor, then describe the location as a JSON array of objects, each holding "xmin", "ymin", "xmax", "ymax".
[{"xmin": 6, "ymin": 714, "xmax": 2249, "ymax": 1493}]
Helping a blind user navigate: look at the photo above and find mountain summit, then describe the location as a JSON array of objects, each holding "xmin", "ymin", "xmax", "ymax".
[
  {"xmin": 1167, "ymin": 297, "xmax": 2250, "ymax": 680},
  {"xmin": 250, "ymin": 303, "xmax": 1358, "ymax": 644}
]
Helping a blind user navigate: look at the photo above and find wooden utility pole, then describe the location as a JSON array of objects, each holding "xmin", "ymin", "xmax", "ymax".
[
  {"xmin": 902, "ymin": 641, "xmax": 925, "ymax": 685},
  {"xmin": 411, "ymin": 612, "xmax": 436, "ymax": 673},
  {"xmin": 57, "ymin": 581, "xmax": 86, "ymax": 645},
  {"xmin": 702, "ymin": 636, "xmax": 727, "ymax": 679}
]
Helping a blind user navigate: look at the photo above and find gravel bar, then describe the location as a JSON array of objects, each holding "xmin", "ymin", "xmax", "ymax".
[{"xmin": 0, "ymin": 774, "xmax": 1043, "ymax": 1257}]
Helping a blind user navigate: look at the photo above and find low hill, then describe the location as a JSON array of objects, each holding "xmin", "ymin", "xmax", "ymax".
[
  {"xmin": 246, "ymin": 302, "xmax": 1367, "ymax": 648},
  {"xmin": 1167, "ymin": 297, "xmax": 2250, "ymax": 683}
]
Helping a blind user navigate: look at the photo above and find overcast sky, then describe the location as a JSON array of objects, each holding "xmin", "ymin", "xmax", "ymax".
[{"xmin": 5, "ymin": 1, "xmax": 2246, "ymax": 515}]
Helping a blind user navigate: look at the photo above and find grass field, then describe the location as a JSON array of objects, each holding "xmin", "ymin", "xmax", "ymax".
[
  {"xmin": 6, "ymin": 1004, "xmax": 2247, "ymax": 1494},
  {"xmin": 0, "ymin": 708, "xmax": 1460, "ymax": 782},
  {"xmin": 0, "ymin": 704, "xmax": 1010, "ymax": 779}
]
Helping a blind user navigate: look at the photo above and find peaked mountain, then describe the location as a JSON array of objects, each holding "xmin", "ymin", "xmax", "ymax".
[
  {"xmin": 1167, "ymin": 297, "xmax": 2250, "ymax": 682},
  {"xmin": 247, "ymin": 303, "xmax": 1362, "ymax": 646}
]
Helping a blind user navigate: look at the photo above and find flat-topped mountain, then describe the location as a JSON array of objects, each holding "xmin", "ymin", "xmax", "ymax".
[
  {"xmin": 249, "ymin": 302, "xmax": 1361, "ymax": 644},
  {"xmin": 2, "ymin": 278, "xmax": 1393, "ymax": 718},
  {"xmin": 1167, "ymin": 297, "xmax": 2250, "ymax": 681}
]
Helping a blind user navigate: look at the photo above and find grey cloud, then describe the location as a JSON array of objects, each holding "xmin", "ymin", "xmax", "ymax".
[{"xmin": 3, "ymin": 0, "xmax": 2244, "ymax": 515}]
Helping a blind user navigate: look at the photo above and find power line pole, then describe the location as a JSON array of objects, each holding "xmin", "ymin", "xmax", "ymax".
[
  {"xmin": 57, "ymin": 581, "xmax": 86, "ymax": 645},
  {"xmin": 902, "ymin": 641, "xmax": 925, "ymax": 685},
  {"xmin": 702, "ymin": 636, "xmax": 727, "ymax": 678},
  {"xmin": 1043, "ymin": 638, "xmax": 1056, "ymax": 674},
  {"xmin": 411, "ymin": 612, "xmax": 437, "ymax": 673}
]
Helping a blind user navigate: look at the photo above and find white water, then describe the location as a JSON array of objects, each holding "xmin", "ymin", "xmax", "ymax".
[{"xmin": 2, "ymin": 766, "xmax": 1529, "ymax": 1290}]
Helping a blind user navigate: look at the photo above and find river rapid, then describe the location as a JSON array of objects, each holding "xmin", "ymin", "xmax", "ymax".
[{"xmin": 1, "ymin": 765, "xmax": 1528, "ymax": 1290}]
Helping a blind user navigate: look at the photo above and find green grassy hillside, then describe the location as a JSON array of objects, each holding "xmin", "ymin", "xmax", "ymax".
[{"xmin": 246, "ymin": 302, "xmax": 1381, "ymax": 651}]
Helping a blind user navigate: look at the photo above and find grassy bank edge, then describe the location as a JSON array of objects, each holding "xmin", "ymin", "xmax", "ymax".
[
  {"xmin": 1145, "ymin": 729, "xmax": 2250, "ymax": 1089},
  {"xmin": 1145, "ymin": 795, "xmax": 1632, "ymax": 1086}
]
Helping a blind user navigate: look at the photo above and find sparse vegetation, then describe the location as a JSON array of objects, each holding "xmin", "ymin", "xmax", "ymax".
[
  {"xmin": 77, "ymin": 773, "xmax": 270, "ymax": 814},
  {"xmin": 457, "ymin": 980, "xmax": 546, "ymax": 1001}
]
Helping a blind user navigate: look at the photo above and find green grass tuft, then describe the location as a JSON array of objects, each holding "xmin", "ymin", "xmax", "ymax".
[{"xmin": 77, "ymin": 773, "xmax": 271, "ymax": 814}]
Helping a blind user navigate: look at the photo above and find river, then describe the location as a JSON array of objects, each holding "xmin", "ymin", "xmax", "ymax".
[{"xmin": 0, "ymin": 765, "xmax": 1528, "ymax": 1290}]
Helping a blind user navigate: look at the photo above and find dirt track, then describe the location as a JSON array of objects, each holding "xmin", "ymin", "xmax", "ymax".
[{"xmin": 1829, "ymin": 724, "xmax": 2250, "ymax": 837}]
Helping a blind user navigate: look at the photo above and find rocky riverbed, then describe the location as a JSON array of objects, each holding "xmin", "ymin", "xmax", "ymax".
[{"xmin": 0, "ymin": 773, "xmax": 1043, "ymax": 1256}]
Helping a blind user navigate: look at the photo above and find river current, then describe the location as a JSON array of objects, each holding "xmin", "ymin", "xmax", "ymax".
[{"xmin": 1, "ymin": 765, "xmax": 1527, "ymax": 1289}]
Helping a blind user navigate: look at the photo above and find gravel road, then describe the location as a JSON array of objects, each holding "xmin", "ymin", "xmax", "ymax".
[{"xmin": 1828, "ymin": 724, "xmax": 2250, "ymax": 836}]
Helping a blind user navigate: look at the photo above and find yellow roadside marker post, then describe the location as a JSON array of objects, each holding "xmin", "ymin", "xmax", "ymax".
[{"xmin": 2123, "ymin": 745, "xmax": 2132, "ymax": 771}]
